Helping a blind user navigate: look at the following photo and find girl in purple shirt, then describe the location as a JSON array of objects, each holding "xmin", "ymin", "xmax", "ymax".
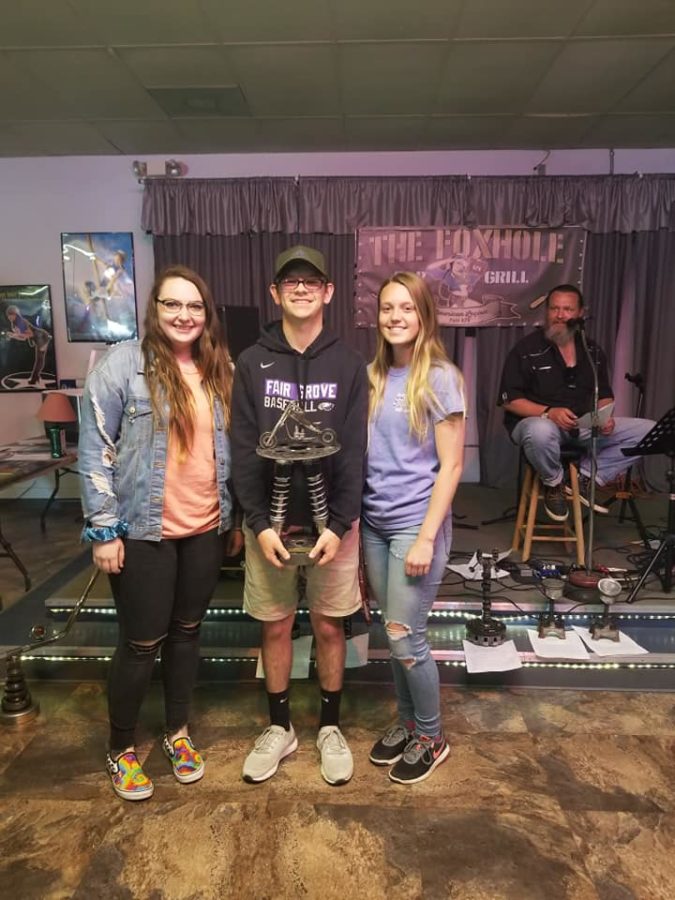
[{"xmin": 362, "ymin": 272, "xmax": 465, "ymax": 784}]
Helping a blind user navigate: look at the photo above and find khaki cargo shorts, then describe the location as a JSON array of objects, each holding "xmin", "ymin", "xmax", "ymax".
[{"xmin": 242, "ymin": 520, "xmax": 361, "ymax": 621}]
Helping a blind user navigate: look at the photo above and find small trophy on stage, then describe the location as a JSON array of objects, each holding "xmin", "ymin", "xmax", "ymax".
[{"xmin": 256, "ymin": 401, "xmax": 339, "ymax": 565}]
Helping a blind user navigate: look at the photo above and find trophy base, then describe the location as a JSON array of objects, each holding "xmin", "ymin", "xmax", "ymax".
[{"xmin": 283, "ymin": 535, "xmax": 316, "ymax": 567}]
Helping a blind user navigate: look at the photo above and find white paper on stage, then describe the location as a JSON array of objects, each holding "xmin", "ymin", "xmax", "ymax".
[
  {"xmin": 572, "ymin": 625, "xmax": 649, "ymax": 656},
  {"xmin": 344, "ymin": 632, "xmax": 370, "ymax": 668},
  {"xmin": 462, "ymin": 639, "xmax": 523, "ymax": 673},
  {"xmin": 448, "ymin": 549, "xmax": 511, "ymax": 580},
  {"xmin": 256, "ymin": 634, "xmax": 313, "ymax": 680},
  {"xmin": 526, "ymin": 629, "xmax": 590, "ymax": 660}
]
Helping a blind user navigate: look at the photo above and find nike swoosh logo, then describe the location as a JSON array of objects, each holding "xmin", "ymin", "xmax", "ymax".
[{"xmin": 260, "ymin": 362, "xmax": 275, "ymax": 369}]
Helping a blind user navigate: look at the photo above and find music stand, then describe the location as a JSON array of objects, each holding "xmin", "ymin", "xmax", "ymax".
[{"xmin": 623, "ymin": 407, "xmax": 675, "ymax": 600}]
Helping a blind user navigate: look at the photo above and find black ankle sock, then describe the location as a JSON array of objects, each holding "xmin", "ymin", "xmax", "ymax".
[
  {"xmin": 319, "ymin": 688, "xmax": 342, "ymax": 728},
  {"xmin": 267, "ymin": 689, "xmax": 290, "ymax": 730}
]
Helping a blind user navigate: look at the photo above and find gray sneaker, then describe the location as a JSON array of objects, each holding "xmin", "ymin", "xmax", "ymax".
[
  {"xmin": 369, "ymin": 724, "xmax": 414, "ymax": 766},
  {"xmin": 242, "ymin": 724, "xmax": 297, "ymax": 783},
  {"xmin": 317, "ymin": 725, "xmax": 353, "ymax": 786}
]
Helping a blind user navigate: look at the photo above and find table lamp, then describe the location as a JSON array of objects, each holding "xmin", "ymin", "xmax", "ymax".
[{"xmin": 37, "ymin": 392, "xmax": 77, "ymax": 458}]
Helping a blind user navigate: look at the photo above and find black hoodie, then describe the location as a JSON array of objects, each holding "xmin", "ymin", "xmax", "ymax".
[{"xmin": 231, "ymin": 321, "xmax": 368, "ymax": 539}]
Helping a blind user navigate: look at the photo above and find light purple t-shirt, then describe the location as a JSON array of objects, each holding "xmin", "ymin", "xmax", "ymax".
[{"xmin": 363, "ymin": 362, "xmax": 464, "ymax": 531}]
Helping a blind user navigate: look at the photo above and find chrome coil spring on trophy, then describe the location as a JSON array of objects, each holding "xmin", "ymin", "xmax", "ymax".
[
  {"xmin": 269, "ymin": 465, "xmax": 292, "ymax": 534},
  {"xmin": 306, "ymin": 469, "xmax": 329, "ymax": 532}
]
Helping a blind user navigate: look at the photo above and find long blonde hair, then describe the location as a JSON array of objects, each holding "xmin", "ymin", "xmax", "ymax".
[
  {"xmin": 369, "ymin": 271, "xmax": 463, "ymax": 440},
  {"xmin": 142, "ymin": 265, "xmax": 233, "ymax": 457}
]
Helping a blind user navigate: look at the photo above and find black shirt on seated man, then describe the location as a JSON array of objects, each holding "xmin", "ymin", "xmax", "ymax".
[{"xmin": 498, "ymin": 284, "xmax": 654, "ymax": 523}]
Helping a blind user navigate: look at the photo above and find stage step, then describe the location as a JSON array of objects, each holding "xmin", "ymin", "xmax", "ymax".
[{"xmin": 3, "ymin": 559, "xmax": 675, "ymax": 690}]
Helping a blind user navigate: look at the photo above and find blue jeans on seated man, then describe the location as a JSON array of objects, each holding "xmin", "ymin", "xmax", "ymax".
[
  {"xmin": 511, "ymin": 416, "xmax": 655, "ymax": 487},
  {"xmin": 361, "ymin": 517, "xmax": 452, "ymax": 739}
]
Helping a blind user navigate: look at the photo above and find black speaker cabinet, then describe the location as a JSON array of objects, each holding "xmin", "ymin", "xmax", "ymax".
[{"xmin": 219, "ymin": 306, "xmax": 260, "ymax": 363}]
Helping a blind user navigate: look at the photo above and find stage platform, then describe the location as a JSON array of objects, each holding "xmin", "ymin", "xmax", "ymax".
[{"xmin": 1, "ymin": 484, "xmax": 673, "ymax": 690}]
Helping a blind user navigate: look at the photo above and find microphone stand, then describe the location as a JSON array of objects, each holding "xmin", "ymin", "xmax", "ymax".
[
  {"xmin": 577, "ymin": 320, "xmax": 600, "ymax": 575},
  {"xmin": 565, "ymin": 320, "xmax": 602, "ymax": 601}
]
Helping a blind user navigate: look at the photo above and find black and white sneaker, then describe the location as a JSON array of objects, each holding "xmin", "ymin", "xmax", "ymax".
[
  {"xmin": 369, "ymin": 724, "xmax": 414, "ymax": 766},
  {"xmin": 565, "ymin": 474, "xmax": 609, "ymax": 514},
  {"xmin": 543, "ymin": 483, "xmax": 569, "ymax": 522},
  {"xmin": 389, "ymin": 735, "xmax": 450, "ymax": 785}
]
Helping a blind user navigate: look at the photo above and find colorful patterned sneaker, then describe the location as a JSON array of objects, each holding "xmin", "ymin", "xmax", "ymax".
[
  {"xmin": 162, "ymin": 734, "xmax": 205, "ymax": 784},
  {"xmin": 389, "ymin": 735, "xmax": 450, "ymax": 785},
  {"xmin": 369, "ymin": 724, "xmax": 414, "ymax": 766},
  {"xmin": 106, "ymin": 750, "xmax": 154, "ymax": 801},
  {"xmin": 242, "ymin": 724, "xmax": 298, "ymax": 783},
  {"xmin": 317, "ymin": 725, "xmax": 354, "ymax": 786}
]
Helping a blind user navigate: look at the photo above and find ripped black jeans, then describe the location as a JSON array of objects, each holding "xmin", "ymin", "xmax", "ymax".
[{"xmin": 107, "ymin": 528, "xmax": 223, "ymax": 752}]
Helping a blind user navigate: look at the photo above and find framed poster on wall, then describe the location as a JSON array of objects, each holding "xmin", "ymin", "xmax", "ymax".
[
  {"xmin": 0, "ymin": 284, "xmax": 57, "ymax": 392},
  {"xmin": 61, "ymin": 232, "xmax": 138, "ymax": 343}
]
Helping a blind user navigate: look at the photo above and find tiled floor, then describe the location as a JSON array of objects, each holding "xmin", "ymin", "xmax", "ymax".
[
  {"xmin": 1, "ymin": 681, "xmax": 675, "ymax": 898},
  {"xmin": 1, "ymin": 487, "xmax": 674, "ymax": 898}
]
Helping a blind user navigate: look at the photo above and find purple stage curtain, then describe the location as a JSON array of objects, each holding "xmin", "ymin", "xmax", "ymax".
[
  {"xmin": 142, "ymin": 178, "xmax": 298, "ymax": 236},
  {"xmin": 143, "ymin": 175, "xmax": 675, "ymax": 237}
]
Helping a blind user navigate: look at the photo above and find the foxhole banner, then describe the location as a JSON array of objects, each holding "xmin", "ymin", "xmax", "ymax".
[{"xmin": 355, "ymin": 226, "xmax": 586, "ymax": 328}]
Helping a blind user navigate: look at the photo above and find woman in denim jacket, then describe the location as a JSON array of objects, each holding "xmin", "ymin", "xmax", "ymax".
[{"xmin": 79, "ymin": 265, "xmax": 239, "ymax": 801}]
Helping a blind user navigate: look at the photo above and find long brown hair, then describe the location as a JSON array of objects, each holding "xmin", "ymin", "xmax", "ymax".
[
  {"xmin": 142, "ymin": 265, "xmax": 233, "ymax": 456},
  {"xmin": 369, "ymin": 272, "xmax": 464, "ymax": 440}
]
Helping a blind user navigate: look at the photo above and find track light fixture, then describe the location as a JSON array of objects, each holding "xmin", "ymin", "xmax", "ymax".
[{"xmin": 131, "ymin": 159, "xmax": 188, "ymax": 181}]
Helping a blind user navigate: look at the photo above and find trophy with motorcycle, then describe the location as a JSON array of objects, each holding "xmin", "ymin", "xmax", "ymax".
[{"xmin": 256, "ymin": 400, "xmax": 339, "ymax": 565}]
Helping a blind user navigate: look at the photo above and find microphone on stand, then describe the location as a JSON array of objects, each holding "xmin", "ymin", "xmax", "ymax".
[
  {"xmin": 565, "ymin": 316, "xmax": 591, "ymax": 330},
  {"xmin": 625, "ymin": 372, "xmax": 644, "ymax": 388}
]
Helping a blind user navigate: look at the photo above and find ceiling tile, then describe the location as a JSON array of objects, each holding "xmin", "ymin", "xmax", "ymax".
[
  {"xmin": 503, "ymin": 115, "xmax": 597, "ymax": 147},
  {"xmin": 439, "ymin": 42, "xmax": 559, "ymax": 114},
  {"xmin": 116, "ymin": 46, "xmax": 236, "ymax": 87},
  {"xmin": 256, "ymin": 118, "xmax": 346, "ymax": 151},
  {"xmin": 172, "ymin": 117, "xmax": 263, "ymax": 152},
  {"xmin": 427, "ymin": 115, "xmax": 512, "ymax": 146},
  {"xmin": 0, "ymin": 122, "xmax": 117, "ymax": 157},
  {"xmin": 68, "ymin": 0, "xmax": 216, "ymax": 44},
  {"xmin": 93, "ymin": 120, "xmax": 187, "ymax": 154},
  {"xmin": 8, "ymin": 49, "xmax": 164, "ymax": 119},
  {"xmin": 0, "ymin": 53, "xmax": 70, "ymax": 119},
  {"xmin": 583, "ymin": 114, "xmax": 675, "ymax": 146},
  {"xmin": 528, "ymin": 39, "xmax": 675, "ymax": 114},
  {"xmin": 339, "ymin": 42, "xmax": 448, "ymax": 115},
  {"xmin": 576, "ymin": 0, "xmax": 675, "ymax": 36},
  {"xmin": 344, "ymin": 116, "xmax": 430, "ymax": 150},
  {"xmin": 332, "ymin": 0, "xmax": 462, "ymax": 40},
  {"xmin": 199, "ymin": 0, "xmax": 332, "ymax": 42},
  {"xmin": 226, "ymin": 45, "xmax": 340, "ymax": 116},
  {"xmin": 616, "ymin": 48, "xmax": 675, "ymax": 112},
  {"xmin": 0, "ymin": 2, "xmax": 101, "ymax": 47},
  {"xmin": 456, "ymin": 0, "xmax": 591, "ymax": 38}
]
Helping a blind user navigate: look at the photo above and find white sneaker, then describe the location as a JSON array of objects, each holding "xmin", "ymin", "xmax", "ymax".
[
  {"xmin": 242, "ymin": 724, "xmax": 298, "ymax": 783},
  {"xmin": 317, "ymin": 725, "xmax": 353, "ymax": 786}
]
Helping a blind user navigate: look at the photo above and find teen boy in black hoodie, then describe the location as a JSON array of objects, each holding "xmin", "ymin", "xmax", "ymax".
[{"xmin": 231, "ymin": 245, "xmax": 368, "ymax": 786}]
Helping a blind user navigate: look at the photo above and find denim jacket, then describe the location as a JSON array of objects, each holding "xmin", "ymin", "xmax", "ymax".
[{"xmin": 78, "ymin": 341, "xmax": 232, "ymax": 542}]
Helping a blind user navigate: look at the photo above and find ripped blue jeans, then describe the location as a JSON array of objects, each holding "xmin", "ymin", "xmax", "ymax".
[{"xmin": 361, "ymin": 517, "xmax": 452, "ymax": 738}]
